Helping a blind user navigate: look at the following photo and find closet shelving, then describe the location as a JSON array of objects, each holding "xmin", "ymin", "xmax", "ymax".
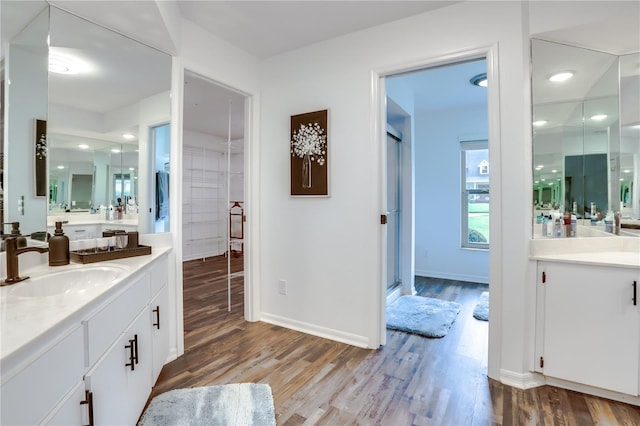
[{"xmin": 182, "ymin": 141, "xmax": 228, "ymax": 260}]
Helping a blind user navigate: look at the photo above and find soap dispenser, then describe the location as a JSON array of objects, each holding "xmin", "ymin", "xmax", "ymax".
[{"xmin": 49, "ymin": 221, "xmax": 70, "ymax": 266}]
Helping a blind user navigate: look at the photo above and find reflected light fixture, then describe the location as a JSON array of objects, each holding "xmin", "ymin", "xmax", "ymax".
[
  {"xmin": 122, "ymin": 133, "xmax": 136, "ymax": 140},
  {"xmin": 590, "ymin": 114, "xmax": 608, "ymax": 121},
  {"xmin": 49, "ymin": 48, "xmax": 93, "ymax": 75},
  {"xmin": 57, "ymin": 165, "xmax": 65, "ymax": 169},
  {"xmin": 533, "ymin": 120, "xmax": 547, "ymax": 127},
  {"xmin": 470, "ymin": 73, "xmax": 487, "ymax": 87},
  {"xmin": 111, "ymin": 148, "xmax": 121, "ymax": 153},
  {"xmin": 549, "ymin": 71, "xmax": 574, "ymax": 82},
  {"xmin": 78, "ymin": 144, "xmax": 89, "ymax": 150}
]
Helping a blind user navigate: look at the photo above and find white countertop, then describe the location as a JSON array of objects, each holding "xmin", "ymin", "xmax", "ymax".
[
  {"xmin": 0, "ymin": 246, "xmax": 169, "ymax": 369},
  {"xmin": 47, "ymin": 213, "xmax": 138, "ymax": 227},
  {"xmin": 532, "ymin": 251, "xmax": 640, "ymax": 268}
]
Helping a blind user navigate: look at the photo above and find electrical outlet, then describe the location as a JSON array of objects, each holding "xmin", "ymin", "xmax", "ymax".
[{"xmin": 278, "ymin": 279, "xmax": 287, "ymax": 295}]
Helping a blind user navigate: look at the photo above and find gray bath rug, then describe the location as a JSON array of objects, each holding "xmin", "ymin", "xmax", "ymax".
[
  {"xmin": 386, "ymin": 295, "xmax": 461, "ymax": 338},
  {"xmin": 473, "ymin": 291, "xmax": 489, "ymax": 321},
  {"xmin": 138, "ymin": 383, "xmax": 276, "ymax": 426}
]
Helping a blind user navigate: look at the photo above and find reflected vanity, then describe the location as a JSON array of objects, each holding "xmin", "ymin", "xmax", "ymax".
[
  {"xmin": 531, "ymin": 39, "xmax": 640, "ymax": 238},
  {"xmin": 2, "ymin": 4, "xmax": 171, "ymax": 249}
]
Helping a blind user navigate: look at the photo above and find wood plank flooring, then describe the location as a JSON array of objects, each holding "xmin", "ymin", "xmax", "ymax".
[{"xmin": 149, "ymin": 256, "xmax": 640, "ymax": 425}]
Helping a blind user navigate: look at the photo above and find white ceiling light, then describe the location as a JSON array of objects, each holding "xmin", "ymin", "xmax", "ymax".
[
  {"xmin": 111, "ymin": 148, "xmax": 121, "ymax": 153},
  {"xmin": 470, "ymin": 73, "xmax": 487, "ymax": 87},
  {"xmin": 533, "ymin": 120, "xmax": 547, "ymax": 127},
  {"xmin": 48, "ymin": 48, "xmax": 93, "ymax": 75},
  {"xmin": 624, "ymin": 169, "xmax": 632, "ymax": 173},
  {"xmin": 78, "ymin": 144, "xmax": 89, "ymax": 150},
  {"xmin": 57, "ymin": 165, "xmax": 65, "ymax": 169},
  {"xmin": 122, "ymin": 133, "xmax": 136, "ymax": 140},
  {"xmin": 590, "ymin": 114, "xmax": 608, "ymax": 121},
  {"xmin": 549, "ymin": 71, "xmax": 574, "ymax": 82}
]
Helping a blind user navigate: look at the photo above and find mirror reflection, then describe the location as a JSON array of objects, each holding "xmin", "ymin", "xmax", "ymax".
[
  {"xmin": 531, "ymin": 39, "xmax": 639, "ymax": 238},
  {"xmin": 2, "ymin": 4, "xmax": 171, "ymax": 248}
]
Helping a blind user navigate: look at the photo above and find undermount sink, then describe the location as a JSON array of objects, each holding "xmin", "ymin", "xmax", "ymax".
[{"xmin": 9, "ymin": 265, "xmax": 128, "ymax": 298}]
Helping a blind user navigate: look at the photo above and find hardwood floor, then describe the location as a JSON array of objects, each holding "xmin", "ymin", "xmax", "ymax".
[{"xmin": 149, "ymin": 256, "xmax": 640, "ymax": 425}]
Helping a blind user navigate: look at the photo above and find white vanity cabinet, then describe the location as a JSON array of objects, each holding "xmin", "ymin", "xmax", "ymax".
[
  {"xmin": 0, "ymin": 251, "xmax": 171, "ymax": 425},
  {"xmin": 84, "ymin": 307, "xmax": 153, "ymax": 425},
  {"xmin": 150, "ymin": 255, "xmax": 170, "ymax": 383},
  {"xmin": 537, "ymin": 261, "xmax": 640, "ymax": 396},
  {"xmin": 0, "ymin": 326, "xmax": 85, "ymax": 425}
]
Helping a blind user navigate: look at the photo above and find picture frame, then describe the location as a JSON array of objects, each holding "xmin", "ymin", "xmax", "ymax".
[
  {"xmin": 290, "ymin": 109, "xmax": 329, "ymax": 196},
  {"xmin": 34, "ymin": 118, "xmax": 47, "ymax": 197}
]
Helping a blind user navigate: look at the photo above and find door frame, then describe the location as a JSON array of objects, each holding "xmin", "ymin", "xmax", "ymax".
[
  {"xmin": 170, "ymin": 59, "xmax": 257, "ymax": 359},
  {"xmin": 372, "ymin": 45, "xmax": 502, "ymax": 380}
]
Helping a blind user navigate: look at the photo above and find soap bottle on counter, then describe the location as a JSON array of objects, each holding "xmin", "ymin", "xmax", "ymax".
[{"xmin": 49, "ymin": 221, "xmax": 70, "ymax": 266}]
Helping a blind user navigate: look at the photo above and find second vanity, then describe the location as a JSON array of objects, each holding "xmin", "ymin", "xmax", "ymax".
[
  {"xmin": 0, "ymin": 244, "xmax": 171, "ymax": 425},
  {"xmin": 530, "ymin": 237, "xmax": 640, "ymax": 404}
]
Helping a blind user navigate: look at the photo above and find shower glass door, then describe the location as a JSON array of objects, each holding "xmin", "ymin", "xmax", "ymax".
[{"xmin": 386, "ymin": 131, "xmax": 401, "ymax": 291}]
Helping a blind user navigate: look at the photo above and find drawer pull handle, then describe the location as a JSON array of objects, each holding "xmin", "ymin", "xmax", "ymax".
[
  {"xmin": 633, "ymin": 281, "xmax": 637, "ymax": 306},
  {"xmin": 134, "ymin": 334, "xmax": 139, "ymax": 365},
  {"xmin": 80, "ymin": 390, "xmax": 94, "ymax": 426},
  {"xmin": 153, "ymin": 306, "xmax": 160, "ymax": 329},
  {"xmin": 125, "ymin": 336, "xmax": 136, "ymax": 371}
]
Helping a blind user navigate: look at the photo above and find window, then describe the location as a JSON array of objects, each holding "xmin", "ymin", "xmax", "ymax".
[{"xmin": 461, "ymin": 140, "xmax": 489, "ymax": 248}]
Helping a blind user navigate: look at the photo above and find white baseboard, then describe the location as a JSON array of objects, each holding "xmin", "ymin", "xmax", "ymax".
[
  {"xmin": 260, "ymin": 313, "xmax": 373, "ymax": 349},
  {"xmin": 500, "ymin": 370, "xmax": 640, "ymax": 406},
  {"xmin": 500, "ymin": 369, "xmax": 545, "ymax": 389},
  {"xmin": 415, "ymin": 269, "xmax": 489, "ymax": 284},
  {"xmin": 544, "ymin": 376, "xmax": 640, "ymax": 407}
]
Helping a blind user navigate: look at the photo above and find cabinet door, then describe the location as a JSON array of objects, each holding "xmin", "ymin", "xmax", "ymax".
[
  {"xmin": 85, "ymin": 308, "xmax": 152, "ymax": 425},
  {"xmin": 541, "ymin": 262, "xmax": 640, "ymax": 395},
  {"xmin": 1, "ymin": 326, "xmax": 84, "ymax": 425},
  {"xmin": 151, "ymin": 284, "xmax": 170, "ymax": 383},
  {"xmin": 42, "ymin": 381, "xmax": 86, "ymax": 425}
]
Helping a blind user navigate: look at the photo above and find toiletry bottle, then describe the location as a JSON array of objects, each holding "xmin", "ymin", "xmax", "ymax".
[
  {"xmin": 571, "ymin": 214, "xmax": 577, "ymax": 237},
  {"xmin": 49, "ymin": 221, "xmax": 70, "ymax": 266},
  {"xmin": 604, "ymin": 211, "xmax": 614, "ymax": 233}
]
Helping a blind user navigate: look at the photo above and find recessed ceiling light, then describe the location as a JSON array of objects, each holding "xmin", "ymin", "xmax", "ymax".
[
  {"xmin": 112, "ymin": 148, "xmax": 121, "ymax": 153},
  {"xmin": 57, "ymin": 165, "xmax": 65, "ymax": 169},
  {"xmin": 624, "ymin": 169, "xmax": 632, "ymax": 173},
  {"xmin": 590, "ymin": 114, "xmax": 608, "ymax": 121},
  {"xmin": 533, "ymin": 120, "xmax": 547, "ymax": 127},
  {"xmin": 122, "ymin": 133, "xmax": 136, "ymax": 140},
  {"xmin": 48, "ymin": 48, "xmax": 93, "ymax": 75},
  {"xmin": 541, "ymin": 178, "xmax": 546, "ymax": 182},
  {"xmin": 129, "ymin": 167, "xmax": 135, "ymax": 171},
  {"xmin": 549, "ymin": 72, "xmax": 574, "ymax": 82},
  {"xmin": 470, "ymin": 73, "xmax": 487, "ymax": 87},
  {"xmin": 548, "ymin": 182, "xmax": 554, "ymax": 186},
  {"xmin": 551, "ymin": 169, "xmax": 557, "ymax": 173},
  {"xmin": 78, "ymin": 144, "xmax": 89, "ymax": 150},
  {"xmin": 620, "ymin": 178, "xmax": 625, "ymax": 181}
]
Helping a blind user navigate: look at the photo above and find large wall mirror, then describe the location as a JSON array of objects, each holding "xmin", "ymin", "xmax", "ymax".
[
  {"xmin": 2, "ymin": 4, "xmax": 171, "ymax": 248},
  {"xmin": 532, "ymin": 39, "xmax": 639, "ymax": 238}
]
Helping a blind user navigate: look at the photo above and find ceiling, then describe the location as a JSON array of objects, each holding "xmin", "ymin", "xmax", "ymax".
[{"xmin": 1, "ymin": 1, "xmax": 638, "ymax": 144}]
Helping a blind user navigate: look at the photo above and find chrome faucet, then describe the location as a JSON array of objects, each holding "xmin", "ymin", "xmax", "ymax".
[{"xmin": 2, "ymin": 237, "xmax": 49, "ymax": 285}]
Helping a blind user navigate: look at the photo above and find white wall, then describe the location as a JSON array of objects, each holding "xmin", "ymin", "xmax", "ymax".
[
  {"xmin": 259, "ymin": 1, "xmax": 531, "ymax": 381},
  {"xmin": 414, "ymin": 104, "xmax": 490, "ymax": 283}
]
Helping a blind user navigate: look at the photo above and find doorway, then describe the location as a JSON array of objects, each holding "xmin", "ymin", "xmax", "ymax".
[
  {"xmin": 381, "ymin": 54, "xmax": 491, "ymax": 352},
  {"xmin": 182, "ymin": 70, "xmax": 247, "ymax": 319}
]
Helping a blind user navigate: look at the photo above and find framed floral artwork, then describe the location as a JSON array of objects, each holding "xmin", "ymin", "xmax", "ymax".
[
  {"xmin": 290, "ymin": 109, "xmax": 328, "ymax": 196},
  {"xmin": 34, "ymin": 119, "xmax": 47, "ymax": 197}
]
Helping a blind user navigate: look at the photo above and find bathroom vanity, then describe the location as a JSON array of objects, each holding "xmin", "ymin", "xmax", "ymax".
[
  {"xmin": 0, "ymin": 248, "xmax": 170, "ymax": 425},
  {"xmin": 530, "ymin": 238, "xmax": 640, "ymax": 403}
]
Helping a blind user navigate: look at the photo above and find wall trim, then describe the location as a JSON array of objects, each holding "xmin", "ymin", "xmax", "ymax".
[
  {"xmin": 260, "ymin": 313, "xmax": 373, "ymax": 349},
  {"xmin": 415, "ymin": 270, "xmax": 489, "ymax": 284},
  {"xmin": 500, "ymin": 369, "xmax": 545, "ymax": 390}
]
